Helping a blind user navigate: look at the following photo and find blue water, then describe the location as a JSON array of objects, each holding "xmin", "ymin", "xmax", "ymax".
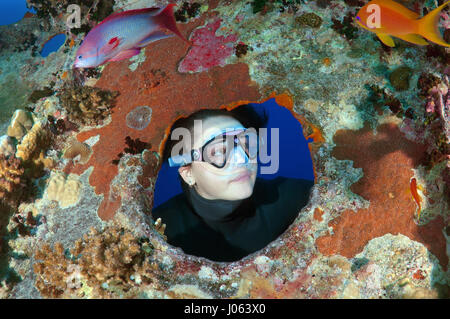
[
  {"xmin": 153, "ymin": 98, "xmax": 315, "ymax": 208},
  {"xmin": 0, "ymin": 0, "xmax": 35, "ymax": 26},
  {"xmin": 40, "ymin": 33, "xmax": 67, "ymax": 57}
]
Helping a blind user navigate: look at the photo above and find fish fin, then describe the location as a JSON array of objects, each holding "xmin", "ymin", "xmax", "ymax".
[
  {"xmin": 377, "ymin": 33, "xmax": 395, "ymax": 47},
  {"xmin": 381, "ymin": 0, "xmax": 420, "ymax": 20},
  {"xmin": 417, "ymin": 0, "xmax": 450, "ymax": 47},
  {"xmin": 395, "ymin": 33, "xmax": 429, "ymax": 46},
  {"xmin": 136, "ymin": 31, "xmax": 175, "ymax": 48},
  {"xmin": 153, "ymin": 4, "xmax": 191, "ymax": 45},
  {"xmin": 96, "ymin": 7, "xmax": 163, "ymax": 28},
  {"xmin": 108, "ymin": 48, "xmax": 141, "ymax": 62}
]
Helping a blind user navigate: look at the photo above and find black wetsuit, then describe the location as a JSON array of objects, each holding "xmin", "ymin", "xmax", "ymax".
[{"xmin": 151, "ymin": 177, "xmax": 314, "ymax": 262}]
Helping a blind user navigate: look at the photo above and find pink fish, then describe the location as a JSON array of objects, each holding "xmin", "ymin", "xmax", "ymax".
[{"xmin": 73, "ymin": 4, "xmax": 189, "ymax": 68}]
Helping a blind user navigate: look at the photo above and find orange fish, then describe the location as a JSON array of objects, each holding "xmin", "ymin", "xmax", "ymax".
[
  {"xmin": 61, "ymin": 71, "xmax": 68, "ymax": 79},
  {"xmin": 69, "ymin": 38, "xmax": 75, "ymax": 49},
  {"xmin": 410, "ymin": 178, "xmax": 422, "ymax": 220},
  {"xmin": 355, "ymin": 0, "xmax": 450, "ymax": 47}
]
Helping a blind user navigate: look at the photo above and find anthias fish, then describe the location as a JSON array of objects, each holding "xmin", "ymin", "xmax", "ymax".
[
  {"xmin": 73, "ymin": 4, "xmax": 189, "ymax": 68},
  {"xmin": 410, "ymin": 178, "xmax": 422, "ymax": 220},
  {"xmin": 355, "ymin": 0, "xmax": 450, "ymax": 47}
]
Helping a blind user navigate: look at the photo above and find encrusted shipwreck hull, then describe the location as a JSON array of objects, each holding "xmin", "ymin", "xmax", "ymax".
[{"xmin": 0, "ymin": 0, "xmax": 448, "ymax": 298}]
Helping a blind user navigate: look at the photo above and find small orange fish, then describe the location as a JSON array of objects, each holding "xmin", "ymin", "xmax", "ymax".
[
  {"xmin": 69, "ymin": 38, "xmax": 75, "ymax": 49},
  {"xmin": 61, "ymin": 71, "xmax": 68, "ymax": 79},
  {"xmin": 355, "ymin": 0, "xmax": 450, "ymax": 47},
  {"xmin": 410, "ymin": 178, "xmax": 422, "ymax": 220}
]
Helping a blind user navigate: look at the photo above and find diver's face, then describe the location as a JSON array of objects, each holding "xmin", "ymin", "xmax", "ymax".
[{"xmin": 180, "ymin": 116, "xmax": 258, "ymax": 200}]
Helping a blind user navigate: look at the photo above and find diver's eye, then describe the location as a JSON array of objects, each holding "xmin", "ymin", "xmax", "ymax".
[{"xmin": 78, "ymin": 55, "xmax": 82, "ymax": 59}]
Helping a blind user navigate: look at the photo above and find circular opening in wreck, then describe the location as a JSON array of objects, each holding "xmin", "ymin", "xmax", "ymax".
[{"xmin": 152, "ymin": 99, "xmax": 315, "ymax": 263}]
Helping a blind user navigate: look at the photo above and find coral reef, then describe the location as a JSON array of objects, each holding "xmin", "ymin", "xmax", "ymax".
[
  {"xmin": 0, "ymin": 136, "xmax": 15, "ymax": 157},
  {"xmin": 15, "ymin": 121, "xmax": 54, "ymax": 174},
  {"xmin": 316, "ymin": 122, "xmax": 447, "ymax": 269},
  {"xmin": 33, "ymin": 225, "xmax": 162, "ymax": 298},
  {"xmin": 0, "ymin": 154, "xmax": 26, "ymax": 206},
  {"xmin": 174, "ymin": 2, "xmax": 202, "ymax": 22},
  {"xmin": 45, "ymin": 172, "xmax": 82, "ymax": 208},
  {"xmin": 1, "ymin": 0, "xmax": 448, "ymax": 300},
  {"xmin": 7, "ymin": 109, "xmax": 33, "ymax": 141},
  {"xmin": 57, "ymin": 84, "xmax": 120, "ymax": 127}
]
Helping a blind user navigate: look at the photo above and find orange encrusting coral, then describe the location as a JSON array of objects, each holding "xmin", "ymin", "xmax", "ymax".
[
  {"xmin": 410, "ymin": 178, "xmax": 422, "ymax": 220},
  {"xmin": 315, "ymin": 122, "xmax": 447, "ymax": 270},
  {"xmin": 314, "ymin": 207, "xmax": 324, "ymax": 222}
]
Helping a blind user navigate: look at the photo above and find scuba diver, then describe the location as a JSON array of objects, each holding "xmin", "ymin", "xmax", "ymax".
[{"xmin": 152, "ymin": 105, "xmax": 314, "ymax": 262}]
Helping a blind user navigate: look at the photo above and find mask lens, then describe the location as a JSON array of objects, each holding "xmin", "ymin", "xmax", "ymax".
[
  {"xmin": 201, "ymin": 128, "xmax": 258, "ymax": 168},
  {"xmin": 237, "ymin": 130, "xmax": 258, "ymax": 159},
  {"xmin": 203, "ymin": 136, "xmax": 227, "ymax": 167}
]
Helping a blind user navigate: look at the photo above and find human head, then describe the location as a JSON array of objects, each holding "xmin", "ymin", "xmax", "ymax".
[{"xmin": 162, "ymin": 105, "xmax": 268, "ymax": 200}]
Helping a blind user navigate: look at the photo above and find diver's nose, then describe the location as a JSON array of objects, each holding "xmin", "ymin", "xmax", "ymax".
[{"xmin": 230, "ymin": 144, "xmax": 248, "ymax": 165}]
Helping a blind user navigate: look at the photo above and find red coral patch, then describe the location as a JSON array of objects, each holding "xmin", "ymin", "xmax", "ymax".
[{"xmin": 316, "ymin": 122, "xmax": 447, "ymax": 270}]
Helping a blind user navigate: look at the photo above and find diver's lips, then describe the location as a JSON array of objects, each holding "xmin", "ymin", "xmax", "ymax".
[{"xmin": 230, "ymin": 171, "xmax": 251, "ymax": 183}]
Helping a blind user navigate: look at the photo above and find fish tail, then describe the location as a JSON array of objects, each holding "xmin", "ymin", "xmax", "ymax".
[
  {"xmin": 154, "ymin": 4, "xmax": 191, "ymax": 45},
  {"xmin": 417, "ymin": 0, "xmax": 450, "ymax": 47}
]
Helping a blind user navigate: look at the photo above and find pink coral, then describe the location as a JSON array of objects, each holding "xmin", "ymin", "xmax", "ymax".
[{"xmin": 178, "ymin": 19, "xmax": 238, "ymax": 73}]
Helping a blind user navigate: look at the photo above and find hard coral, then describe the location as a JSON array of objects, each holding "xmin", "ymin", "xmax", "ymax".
[
  {"xmin": 174, "ymin": 2, "xmax": 202, "ymax": 22},
  {"xmin": 45, "ymin": 172, "xmax": 82, "ymax": 208},
  {"xmin": 0, "ymin": 154, "xmax": 26, "ymax": 205},
  {"xmin": 58, "ymin": 84, "xmax": 120, "ymax": 127},
  {"xmin": 295, "ymin": 12, "xmax": 323, "ymax": 28},
  {"xmin": 16, "ymin": 121, "xmax": 50, "ymax": 162},
  {"xmin": 7, "ymin": 109, "xmax": 33, "ymax": 141},
  {"xmin": 33, "ymin": 226, "xmax": 161, "ymax": 298},
  {"xmin": 15, "ymin": 121, "xmax": 55, "ymax": 180},
  {"xmin": 418, "ymin": 73, "xmax": 441, "ymax": 98}
]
